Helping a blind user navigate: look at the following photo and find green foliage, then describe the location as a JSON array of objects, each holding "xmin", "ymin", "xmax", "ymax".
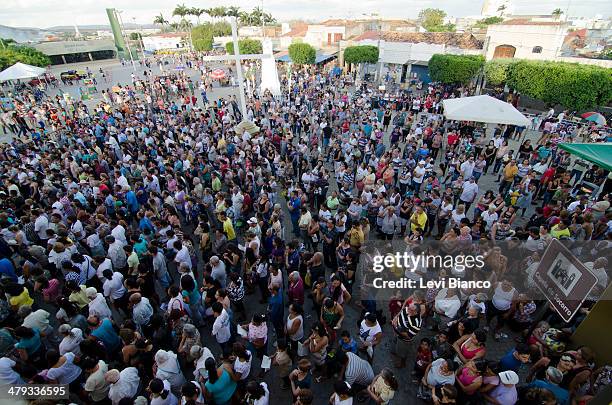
[
  {"xmin": 193, "ymin": 37, "xmax": 213, "ymax": 51},
  {"xmin": 473, "ymin": 16, "xmax": 504, "ymax": 29},
  {"xmin": 226, "ymin": 39, "xmax": 262, "ymax": 55},
  {"xmin": 129, "ymin": 32, "xmax": 142, "ymax": 41},
  {"xmin": 191, "ymin": 22, "xmax": 231, "ymax": 51},
  {"xmin": 428, "ymin": 54, "xmax": 484, "ymax": 84},
  {"xmin": 288, "ymin": 43, "xmax": 316, "ymax": 64},
  {"xmin": 418, "ymin": 8, "xmax": 456, "ymax": 32},
  {"xmin": 0, "ymin": 45, "xmax": 51, "ymax": 70},
  {"xmin": 506, "ymin": 60, "xmax": 612, "ymax": 112},
  {"xmin": 598, "ymin": 49, "xmax": 612, "ymax": 60},
  {"xmin": 484, "ymin": 58, "xmax": 513, "ymax": 85},
  {"xmin": 343, "ymin": 45, "xmax": 379, "ymax": 64}
]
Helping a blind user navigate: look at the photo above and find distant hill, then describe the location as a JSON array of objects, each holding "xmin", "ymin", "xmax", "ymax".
[
  {"xmin": 0, "ymin": 24, "xmax": 50, "ymax": 42},
  {"xmin": 46, "ymin": 24, "xmax": 158, "ymax": 31}
]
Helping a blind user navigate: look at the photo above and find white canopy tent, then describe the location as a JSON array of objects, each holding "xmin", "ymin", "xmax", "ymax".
[
  {"xmin": 0, "ymin": 62, "xmax": 47, "ymax": 82},
  {"xmin": 442, "ymin": 95, "xmax": 531, "ymax": 127}
]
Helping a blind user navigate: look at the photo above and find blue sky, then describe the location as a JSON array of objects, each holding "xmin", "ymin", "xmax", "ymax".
[{"xmin": 1, "ymin": 0, "xmax": 610, "ymax": 28}]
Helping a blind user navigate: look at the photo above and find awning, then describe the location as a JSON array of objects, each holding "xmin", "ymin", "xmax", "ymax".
[
  {"xmin": 442, "ymin": 95, "xmax": 531, "ymax": 127},
  {"xmin": 0, "ymin": 62, "xmax": 46, "ymax": 82},
  {"xmin": 558, "ymin": 143, "xmax": 612, "ymax": 172}
]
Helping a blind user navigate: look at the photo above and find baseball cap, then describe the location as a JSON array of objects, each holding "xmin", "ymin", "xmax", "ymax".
[{"xmin": 499, "ymin": 370, "xmax": 519, "ymax": 385}]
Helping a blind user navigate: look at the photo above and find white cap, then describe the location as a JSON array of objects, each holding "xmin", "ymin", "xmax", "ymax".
[{"xmin": 499, "ymin": 370, "xmax": 519, "ymax": 385}]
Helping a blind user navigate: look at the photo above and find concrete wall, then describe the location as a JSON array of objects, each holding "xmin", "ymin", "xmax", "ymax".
[
  {"xmin": 354, "ymin": 38, "xmax": 482, "ymax": 65},
  {"xmin": 486, "ymin": 24, "xmax": 567, "ymax": 60},
  {"xmin": 304, "ymin": 25, "xmax": 345, "ymax": 48}
]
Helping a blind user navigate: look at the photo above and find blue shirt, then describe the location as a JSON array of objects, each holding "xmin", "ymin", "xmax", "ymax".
[
  {"xmin": 0, "ymin": 258, "xmax": 17, "ymax": 282},
  {"xmin": 499, "ymin": 349, "xmax": 522, "ymax": 373},
  {"xmin": 528, "ymin": 380, "xmax": 569, "ymax": 405},
  {"xmin": 339, "ymin": 338, "xmax": 358, "ymax": 353},
  {"xmin": 91, "ymin": 318, "xmax": 121, "ymax": 351},
  {"xmin": 15, "ymin": 328, "xmax": 41, "ymax": 356},
  {"xmin": 268, "ymin": 291, "xmax": 284, "ymax": 323},
  {"xmin": 205, "ymin": 369, "xmax": 236, "ymax": 404}
]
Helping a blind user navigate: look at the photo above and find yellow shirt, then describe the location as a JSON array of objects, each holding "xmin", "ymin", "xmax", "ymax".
[
  {"xmin": 223, "ymin": 218, "xmax": 236, "ymax": 241},
  {"xmin": 503, "ymin": 165, "xmax": 518, "ymax": 181},
  {"xmin": 10, "ymin": 289, "xmax": 34, "ymax": 309},
  {"xmin": 410, "ymin": 211, "xmax": 428, "ymax": 232},
  {"xmin": 69, "ymin": 286, "xmax": 90, "ymax": 309},
  {"xmin": 550, "ymin": 225, "xmax": 570, "ymax": 239},
  {"xmin": 349, "ymin": 228, "xmax": 365, "ymax": 248}
]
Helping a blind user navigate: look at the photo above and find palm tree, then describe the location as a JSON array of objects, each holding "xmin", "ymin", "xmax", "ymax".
[
  {"xmin": 214, "ymin": 6, "xmax": 228, "ymax": 19},
  {"xmin": 226, "ymin": 6, "xmax": 240, "ymax": 18},
  {"xmin": 249, "ymin": 7, "xmax": 264, "ymax": 26},
  {"xmin": 497, "ymin": 4, "xmax": 507, "ymax": 16},
  {"xmin": 238, "ymin": 11, "xmax": 251, "ymax": 26},
  {"xmin": 169, "ymin": 22, "xmax": 180, "ymax": 32},
  {"xmin": 263, "ymin": 12, "xmax": 276, "ymax": 24},
  {"xmin": 189, "ymin": 7, "xmax": 205, "ymax": 25},
  {"xmin": 153, "ymin": 13, "xmax": 169, "ymax": 28},
  {"xmin": 552, "ymin": 8, "xmax": 564, "ymax": 19},
  {"xmin": 173, "ymin": 4, "xmax": 190, "ymax": 22}
]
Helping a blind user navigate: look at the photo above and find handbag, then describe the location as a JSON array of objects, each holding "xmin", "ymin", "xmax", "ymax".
[{"xmin": 297, "ymin": 341, "xmax": 309, "ymax": 357}]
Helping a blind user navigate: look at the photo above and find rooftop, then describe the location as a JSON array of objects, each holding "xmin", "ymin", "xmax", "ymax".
[
  {"xmin": 496, "ymin": 19, "xmax": 565, "ymax": 26},
  {"xmin": 282, "ymin": 24, "xmax": 308, "ymax": 38},
  {"xmin": 353, "ymin": 31, "xmax": 484, "ymax": 49}
]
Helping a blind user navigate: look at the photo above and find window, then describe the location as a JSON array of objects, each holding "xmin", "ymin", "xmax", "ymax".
[{"xmin": 532, "ymin": 46, "xmax": 543, "ymax": 54}]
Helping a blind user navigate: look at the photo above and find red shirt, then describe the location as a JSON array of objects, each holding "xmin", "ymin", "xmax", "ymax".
[{"xmin": 447, "ymin": 133, "xmax": 459, "ymax": 146}]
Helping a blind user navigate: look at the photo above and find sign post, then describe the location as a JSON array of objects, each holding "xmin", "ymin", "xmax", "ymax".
[{"xmin": 533, "ymin": 239, "xmax": 598, "ymax": 323}]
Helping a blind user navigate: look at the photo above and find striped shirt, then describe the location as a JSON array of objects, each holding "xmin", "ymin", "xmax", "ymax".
[
  {"xmin": 393, "ymin": 308, "xmax": 422, "ymax": 342},
  {"xmin": 345, "ymin": 352, "xmax": 374, "ymax": 386}
]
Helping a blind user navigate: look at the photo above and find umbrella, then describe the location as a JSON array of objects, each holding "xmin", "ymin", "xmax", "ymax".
[
  {"xmin": 210, "ymin": 69, "xmax": 226, "ymax": 80},
  {"xmin": 581, "ymin": 112, "xmax": 606, "ymax": 126}
]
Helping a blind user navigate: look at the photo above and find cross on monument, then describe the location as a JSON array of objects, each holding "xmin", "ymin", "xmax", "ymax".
[{"xmin": 200, "ymin": 17, "xmax": 279, "ymax": 117}]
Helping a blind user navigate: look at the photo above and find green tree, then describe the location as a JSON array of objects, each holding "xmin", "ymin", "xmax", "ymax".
[
  {"xmin": 552, "ymin": 8, "xmax": 563, "ymax": 19},
  {"xmin": 288, "ymin": 43, "xmax": 316, "ymax": 64},
  {"xmin": 226, "ymin": 6, "xmax": 241, "ymax": 18},
  {"xmin": 129, "ymin": 32, "xmax": 142, "ymax": 41},
  {"xmin": 226, "ymin": 39, "xmax": 263, "ymax": 55},
  {"xmin": 418, "ymin": 8, "xmax": 455, "ymax": 32},
  {"xmin": 506, "ymin": 60, "xmax": 612, "ymax": 112},
  {"xmin": 428, "ymin": 54, "xmax": 484, "ymax": 84},
  {"xmin": 0, "ymin": 45, "xmax": 51, "ymax": 70},
  {"xmin": 484, "ymin": 58, "xmax": 513, "ymax": 85},
  {"xmin": 189, "ymin": 8, "xmax": 205, "ymax": 25},
  {"xmin": 191, "ymin": 24, "xmax": 214, "ymax": 51},
  {"xmin": 153, "ymin": 14, "xmax": 169, "ymax": 27},
  {"xmin": 473, "ymin": 16, "xmax": 504, "ymax": 29},
  {"xmin": 343, "ymin": 45, "xmax": 379, "ymax": 64}
]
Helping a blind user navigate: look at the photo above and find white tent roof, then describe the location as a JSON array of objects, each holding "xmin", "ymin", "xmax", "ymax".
[
  {"xmin": 0, "ymin": 62, "xmax": 46, "ymax": 82},
  {"xmin": 442, "ymin": 95, "xmax": 531, "ymax": 127}
]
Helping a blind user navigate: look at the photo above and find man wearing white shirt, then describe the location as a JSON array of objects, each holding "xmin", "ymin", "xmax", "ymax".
[
  {"xmin": 481, "ymin": 206, "xmax": 499, "ymax": 231},
  {"xmin": 102, "ymin": 269, "xmax": 127, "ymax": 313},
  {"xmin": 111, "ymin": 223, "xmax": 127, "ymax": 246},
  {"xmin": 211, "ymin": 302, "xmax": 232, "ymax": 356},
  {"xmin": 459, "ymin": 177, "xmax": 479, "ymax": 212},
  {"xmin": 106, "ymin": 367, "xmax": 140, "ymax": 405},
  {"xmin": 33, "ymin": 209, "xmax": 49, "ymax": 242},
  {"xmin": 173, "ymin": 240, "xmax": 192, "ymax": 270},
  {"xmin": 106, "ymin": 236, "xmax": 127, "ymax": 271},
  {"xmin": 86, "ymin": 287, "xmax": 112, "ymax": 320},
  {"xmin": 129, "ymin": 293, "xmax": 153, "ymax": 333},
  {"xmin": 460, "ymin": 157, "xmax": 476, "ymax": 179}
]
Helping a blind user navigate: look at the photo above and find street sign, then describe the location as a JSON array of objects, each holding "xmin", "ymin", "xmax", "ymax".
[{"xmin": 533, "ymin": 239, "xmax": 598, "ymax": 323}]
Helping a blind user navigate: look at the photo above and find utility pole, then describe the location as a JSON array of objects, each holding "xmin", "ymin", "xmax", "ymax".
[{"xmin": 117, "ymin": 9, "xmax": 136, "ymax": 71}]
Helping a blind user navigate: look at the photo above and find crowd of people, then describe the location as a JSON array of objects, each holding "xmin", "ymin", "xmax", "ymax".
[{"xmin": 0, "ymin": 52, "xmax": 610, "ymax": 405}]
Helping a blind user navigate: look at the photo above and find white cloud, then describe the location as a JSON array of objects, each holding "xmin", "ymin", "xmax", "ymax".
[{"xmin": 0, "ymin": 0, "xmax": 610, "ymax": 28}]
